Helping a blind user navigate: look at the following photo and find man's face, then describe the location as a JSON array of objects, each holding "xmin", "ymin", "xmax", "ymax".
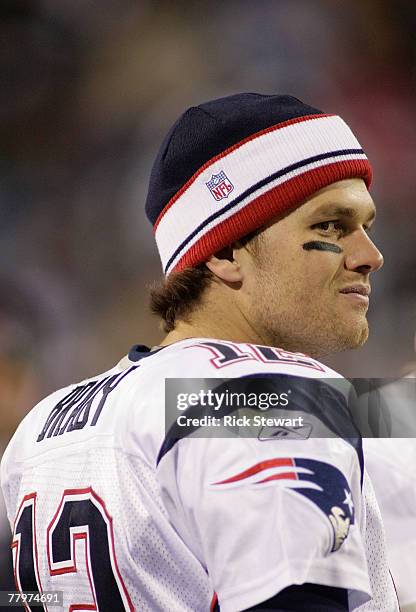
[{"xmin": 240, "ymin": 179, "xmax": 383, "ymax": 357}]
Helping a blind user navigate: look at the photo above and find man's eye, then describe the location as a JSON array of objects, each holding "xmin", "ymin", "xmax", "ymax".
[{"xmin": 312, "ymin": 221, "xmax": 343, "ymax": 234}]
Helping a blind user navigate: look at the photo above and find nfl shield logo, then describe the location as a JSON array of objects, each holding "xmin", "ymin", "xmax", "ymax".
[{"xmin": 206, "ymin": 171, "xmax": 234, "ymax": 201}]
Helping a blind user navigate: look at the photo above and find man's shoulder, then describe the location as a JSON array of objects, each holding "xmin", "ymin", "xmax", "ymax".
[
  {"xmin": 151, "ymin": 337, "xmax": 342, "ymax": 379},
  {"xmin": 1, "ymin": 364, "xmax": 126, "ymax": 474}
]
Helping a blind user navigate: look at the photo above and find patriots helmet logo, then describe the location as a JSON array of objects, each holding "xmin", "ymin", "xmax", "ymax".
[
  {"xmin": 329, "ymin": 505, "xmax": 352, "ymax": 552},
  {"xmin": 211, "ymin": 457, "xmax": 355, "ymax": 553},
  {"xmin": 206, "ymin": 171, "xmax": 234, "ymax": 201}
]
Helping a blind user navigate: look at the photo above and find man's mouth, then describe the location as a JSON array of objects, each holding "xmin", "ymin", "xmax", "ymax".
[
  {"xmin": 340, "ymin": 285, "xmax": 370, "ymax": 296},
  {"xmin": 339, "ymin": 285, "xmax": 370, "ymax": 304}
]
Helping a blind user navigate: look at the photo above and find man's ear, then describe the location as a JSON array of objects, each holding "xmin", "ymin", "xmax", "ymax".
[{"xmin": 205, "ymin": 247, "xmax": 243, "ymax": 283}]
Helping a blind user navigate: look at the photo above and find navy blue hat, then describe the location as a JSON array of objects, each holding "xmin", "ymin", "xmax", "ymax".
[{"xmin": 145, "ymin": 93, "xmax": 371, "ymax": 275}]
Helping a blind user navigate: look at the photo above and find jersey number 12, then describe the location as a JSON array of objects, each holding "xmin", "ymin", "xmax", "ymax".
[{"xmin": 12, "ymin": 488, "xmax": 133, "ymax": 611}]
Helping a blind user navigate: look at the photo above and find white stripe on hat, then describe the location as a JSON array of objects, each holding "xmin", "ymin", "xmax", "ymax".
[
  {"xmin": 164, "ymin": 152, "xmax": 367, "ymax": 275},
  {"xmin": 154, "ymin": 115, "xmax": 367, "ymax": 274}
]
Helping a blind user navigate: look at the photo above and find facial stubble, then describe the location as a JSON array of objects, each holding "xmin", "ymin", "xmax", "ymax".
[{"xmin": 250, "ymin": 246, "xmax": 369, "ymax": 358}]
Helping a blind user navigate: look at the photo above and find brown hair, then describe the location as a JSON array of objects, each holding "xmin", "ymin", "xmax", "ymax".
[
  {"xmin": 149, "ymin": 230, "xmax": 263, "ymax": 332},
  {"xmin": 150, "ymin": 264, "xmax": 213, "ymax": 332}
]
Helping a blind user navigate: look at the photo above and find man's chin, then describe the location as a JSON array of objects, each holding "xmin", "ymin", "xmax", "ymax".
[
  {"xmin": 341, "ymin": 318, "xmax": 369, "ymax": 350},
  {"xmin": 314, "ymin": 319, "xmax": 369, "ymax": 358}
]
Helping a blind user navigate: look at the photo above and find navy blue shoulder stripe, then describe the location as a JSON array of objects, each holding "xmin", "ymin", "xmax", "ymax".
[
  {"xmin": 156, "ymin": 373, "xmax": 364, "ymax": 487},
  {"xmin": 128, "ymin": 344, "xmax": 165, "ymax": 361}
]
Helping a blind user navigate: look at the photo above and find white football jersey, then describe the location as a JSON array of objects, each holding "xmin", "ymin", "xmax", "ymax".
[
  {"xmin": 365, "ymin": 437, "xmax": 416, "ymax": 607},
  {"xmin": 1, "ymin": 338, "xmax": 399, "ymax": 611}
]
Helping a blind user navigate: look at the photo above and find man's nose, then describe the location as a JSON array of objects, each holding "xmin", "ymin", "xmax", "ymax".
[{"xmin": 344, "ymin": 229, "xmax": 384, "ymax": 274}]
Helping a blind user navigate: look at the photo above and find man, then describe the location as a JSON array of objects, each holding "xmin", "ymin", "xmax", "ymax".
[{"xmin": 0, "ymin": 94, "xmax": 401, "ymax": 611}]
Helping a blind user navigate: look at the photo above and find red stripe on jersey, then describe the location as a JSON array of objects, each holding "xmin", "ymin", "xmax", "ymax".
[
  {"xmin": 210, "ymin": 592, "xmax": 219, "ymax": 612},
  {"xmin": 256, "ymin": 471, "xmax": 298, "ymax": 484},
  {"xmin": 213, "ymin": 457, "xmax": 295, "ymax": 484}
]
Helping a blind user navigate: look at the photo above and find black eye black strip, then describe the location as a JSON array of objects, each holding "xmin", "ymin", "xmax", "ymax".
[{"xmin": 303, "ymin": 241, "xmax": 342, "ymax": 254}]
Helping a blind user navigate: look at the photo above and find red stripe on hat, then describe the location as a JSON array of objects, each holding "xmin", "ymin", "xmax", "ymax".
[
  {"xmin": 169, "ymin": 158, "xmax": 372, "ymax": 274},
  {"xmin": 154, "ymin": 113, "xmax": 333, "ymax": 231},
  {"xmin": 212, "ymin": 458, "xmax": 294, "ymax": 485}
]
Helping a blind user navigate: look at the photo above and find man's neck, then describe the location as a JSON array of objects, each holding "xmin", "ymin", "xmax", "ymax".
[
  {"xmin": 159, "ymin": 316, "xmax": 268, "ymax": 348},
  {"xmin": 158, "ymin": 285, "xmax": 270, "ymax": 348}
]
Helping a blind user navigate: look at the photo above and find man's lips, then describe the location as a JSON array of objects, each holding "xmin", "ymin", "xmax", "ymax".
[
  {"xmin": 339, "ymin": 285, "xmax": 371, "ymax": 297},
  {"xmin": 339, "ymin": 285, "xmax": 370, "ymax": 304}
]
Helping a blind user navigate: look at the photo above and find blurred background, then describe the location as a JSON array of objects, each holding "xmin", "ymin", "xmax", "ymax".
[{"xmin": 1, "ymin": 0, "xmax": 415, "ymax": 596}]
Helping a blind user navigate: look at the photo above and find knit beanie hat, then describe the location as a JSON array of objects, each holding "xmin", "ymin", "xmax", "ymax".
[{"xmin": 145, "ymin": 93, "xmax": 372, "ymax": 276}]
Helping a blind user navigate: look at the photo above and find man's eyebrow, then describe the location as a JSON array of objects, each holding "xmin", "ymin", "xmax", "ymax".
[{"xmin": 310, "ymin": 204, "xmax": 376, "ymax": 222}]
